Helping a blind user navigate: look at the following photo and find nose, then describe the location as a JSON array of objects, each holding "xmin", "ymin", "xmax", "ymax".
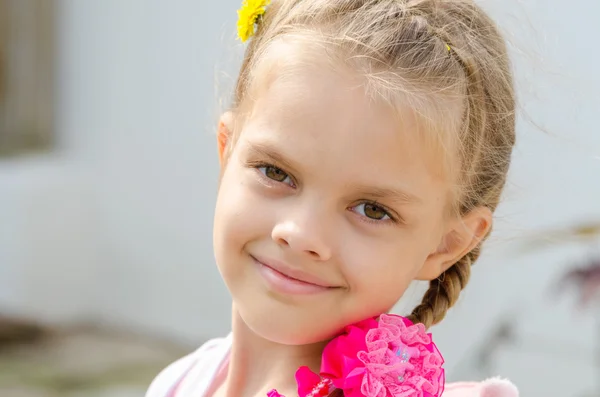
[{"xmin": 271, "ymin": 218, "xmax": 333, "ymax": 261}]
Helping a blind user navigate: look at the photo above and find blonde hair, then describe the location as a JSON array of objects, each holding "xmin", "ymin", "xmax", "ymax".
[{"xmin": 230, "ymin": 0, "xmax": 516, "ymax": 328}]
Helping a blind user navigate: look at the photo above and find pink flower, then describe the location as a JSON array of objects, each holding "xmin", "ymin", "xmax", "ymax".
[{"xmin": 296, "ymin": 314, "xmax": 445, "ymax": 397}]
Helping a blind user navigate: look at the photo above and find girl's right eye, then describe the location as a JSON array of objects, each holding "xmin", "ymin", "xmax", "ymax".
[{"xmin": 258, "ymin": 165, "xmax": 294, "ymax": 186}]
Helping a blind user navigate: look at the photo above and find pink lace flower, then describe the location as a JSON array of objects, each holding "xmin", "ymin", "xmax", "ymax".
[{"xmin": 296, "ymin": 314, "xmax": 444, "ymax": 397}]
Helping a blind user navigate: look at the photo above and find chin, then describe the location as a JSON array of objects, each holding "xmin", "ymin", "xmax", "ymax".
[{"xmin": 234, "ymin": 296, "xmax": 345, "ymax": 346}]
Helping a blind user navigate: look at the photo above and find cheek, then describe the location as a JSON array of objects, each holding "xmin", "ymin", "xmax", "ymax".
[
  {"xmin": 341, "ymin": 237, "xmax": 429, "ymax": 302},
  {"xmin": 214, "ymin": 163, "xmax": 273, "ymax": 249}
]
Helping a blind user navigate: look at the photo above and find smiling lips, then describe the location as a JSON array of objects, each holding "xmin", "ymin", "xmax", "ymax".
[{"xmin": 251, "ymin": 255, "xmax": 339, "ymax": 295}]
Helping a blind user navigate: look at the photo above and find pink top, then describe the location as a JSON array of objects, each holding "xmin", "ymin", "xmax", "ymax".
[{"xmin": 145, "ymin": 334, "xmax": 518, "ymax": 397}]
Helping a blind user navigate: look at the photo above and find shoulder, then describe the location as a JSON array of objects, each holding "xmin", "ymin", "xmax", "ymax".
[
  {"xmin": 145, "ymin": 334, "xmax": 232, "ymax": 397},
  {"xmin": 443, "ymin": 378, "xmax": 519, "ymax": 397}
]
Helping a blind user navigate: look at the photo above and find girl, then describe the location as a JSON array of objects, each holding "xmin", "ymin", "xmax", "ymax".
[{"xmin": 147, "ymin": 0, "xmax": 519, "ymax": 396}]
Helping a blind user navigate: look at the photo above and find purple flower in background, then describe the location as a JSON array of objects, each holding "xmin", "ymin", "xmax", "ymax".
[{"xmin": 557, "ymin": 258, "xmax": 600, "ymax": 309}]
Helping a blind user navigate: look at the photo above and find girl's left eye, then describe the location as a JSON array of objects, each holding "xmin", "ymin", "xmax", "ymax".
[
  {"xmin": 353, "ymin": 202, "xmax": 392, "ymax": 221},
  {"xmin": 258, "ymin": 165, "xmax": 293, "ymax": 185}
]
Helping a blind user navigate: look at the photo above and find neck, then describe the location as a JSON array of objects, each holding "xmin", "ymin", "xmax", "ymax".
[{"xmin": 223, "ymin": 304, "xmax": 327, "ymax": 397}]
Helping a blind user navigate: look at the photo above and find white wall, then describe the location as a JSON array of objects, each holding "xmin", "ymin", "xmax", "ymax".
[
  {"xmin": 0, "ymin": 156, "xmax": 102, "ymax": 323},
  {"xmin": 0, "ymin": 1, "xmax": 599, "ymax": 395},
  {"xmin": 54, "ymin": 0, "xmax": 241, "ymax": 342}
]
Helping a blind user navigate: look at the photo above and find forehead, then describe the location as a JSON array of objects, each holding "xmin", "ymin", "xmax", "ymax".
[
  {"xmin": 236, "ymin": 58, "xmax": 455, "ymax": 208},
  {"xmin": 247, "ymin": 63, "xmax": 420, "ymax": 163},
  {"xmin": 239, "ymin": 38, "xmax": 463, "ymax": 179}
]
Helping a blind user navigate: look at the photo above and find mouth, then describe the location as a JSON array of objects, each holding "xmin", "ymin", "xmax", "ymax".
[{"xmin": 250, "ymin": 255, "xmax": 340, "ymax": 295}]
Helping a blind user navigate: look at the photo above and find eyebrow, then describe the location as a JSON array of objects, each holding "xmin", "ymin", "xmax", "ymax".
[
  {"xmin": 354, "ymin": 185, "xmax": 423, "ymax": 205},
  {"xmin": 246, "ymin": 142, "xmax": 299, "ymax": 172},
  {"xmin": 246, "ymin": 141, "xmax": 422, "ymax": 205}
]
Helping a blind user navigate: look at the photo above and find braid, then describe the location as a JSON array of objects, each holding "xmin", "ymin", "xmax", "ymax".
[{"xmin": 407, "ymin": 245, "xmax": 482, "ymax": 329}]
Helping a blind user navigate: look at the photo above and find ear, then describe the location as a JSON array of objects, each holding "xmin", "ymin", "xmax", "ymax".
[
  {"xmin": 217, "ymin": 111, "xmax": 234, "ymax": 165},
  {"xmin": 416, "ymin": 207, "xmax": 493, "ymax": 281}
]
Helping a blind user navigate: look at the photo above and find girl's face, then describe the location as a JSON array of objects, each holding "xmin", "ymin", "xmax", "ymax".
[{"xmin": 213, "ymin": 62, "xmax": 474, "ymax": 345}]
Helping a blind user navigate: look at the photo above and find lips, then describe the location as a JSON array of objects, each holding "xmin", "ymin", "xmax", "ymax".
[{"xmin": 251, "ymin": 254, "xmax": 338, "ymax": 289}]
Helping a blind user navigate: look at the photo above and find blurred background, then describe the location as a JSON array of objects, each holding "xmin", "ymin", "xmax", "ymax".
[{"xmin": 0, "ymin": 0, "xmax": 599, "ymax": 396}]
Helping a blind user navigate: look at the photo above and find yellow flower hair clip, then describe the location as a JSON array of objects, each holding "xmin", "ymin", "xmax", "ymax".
[{"xmin": 237, "ymin": 0, "xmax": 271, "ymax": 43}]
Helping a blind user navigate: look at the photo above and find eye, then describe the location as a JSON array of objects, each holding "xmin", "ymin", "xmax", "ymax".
[
  {"xmin": 353, "ymin": 202, "xmax": 392, "ymax": 221},
  {"xmin": 258, "ymin": 165, "xmax": 293, "ymax": 185}
]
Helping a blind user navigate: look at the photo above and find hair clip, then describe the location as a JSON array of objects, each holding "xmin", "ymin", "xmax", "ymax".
[{"xmin": 237, "ymin": 0, "xmax": 271, "ymax": 43}]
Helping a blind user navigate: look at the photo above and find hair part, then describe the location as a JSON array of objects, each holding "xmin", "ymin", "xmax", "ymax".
[{"xmin": 231, "ymin": 0, "xmax": 516, "ymax": 329}]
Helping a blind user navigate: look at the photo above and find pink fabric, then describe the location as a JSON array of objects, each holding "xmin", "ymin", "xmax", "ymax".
[
  {"xmin": 442, "ymin": 378, "xmax": 518, "ymax": 397},
  {"xmin": 147, "ymin": 333, "xmax": 519, "ymax": 397},
  {"xmin": 165, "ymin": 358, "xmax": 198, "ymax": 397},
  {"xmin": 298, "ymin": 314, "xmax": 444, "ymax": 397},
  {"xmin": 146, "ymin": 335, "xmax": 232, "ymax": 397},
  {"xmin": 296, "ymin": 367, "xmax": 329, "ymax": 397}
]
